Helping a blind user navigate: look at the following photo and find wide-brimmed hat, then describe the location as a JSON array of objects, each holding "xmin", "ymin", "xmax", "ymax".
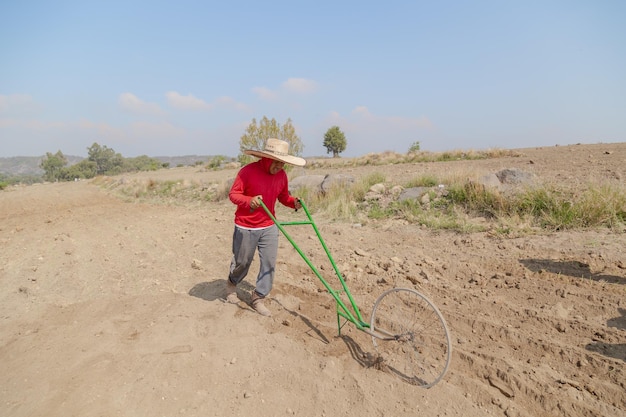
[{"xmin": 244, "ymin": 138, "xmax": 306, "ymax": 167}]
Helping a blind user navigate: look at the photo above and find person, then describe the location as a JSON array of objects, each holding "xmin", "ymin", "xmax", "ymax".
[{"xmin": 225, "ymin": 138, "xmax": 306, "ymax": 316}]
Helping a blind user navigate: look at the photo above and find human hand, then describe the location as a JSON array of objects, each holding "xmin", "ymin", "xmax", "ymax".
[
  {"xmin": 294, "ymin": 198, "xmax": 302, "ymax": 210},
  {"xmin": 250, "ymin": 195, "xmax": 263, "ymax": 210}
]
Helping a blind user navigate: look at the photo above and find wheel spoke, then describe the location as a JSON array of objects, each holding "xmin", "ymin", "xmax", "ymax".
[{"xmin": 370, "ymin": 288, "xmax": 451, "ymax": 388}]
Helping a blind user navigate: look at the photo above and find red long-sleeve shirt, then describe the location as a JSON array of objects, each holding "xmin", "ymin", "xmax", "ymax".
[{"xmin": 229, "ymin": 158, "xmax": 297, "ymax": 228}]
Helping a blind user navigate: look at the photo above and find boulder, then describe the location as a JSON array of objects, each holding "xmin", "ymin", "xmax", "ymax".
[
  {"xmin": 289, "ymin": 175, "xmax": 326, "ymax": 193},
  {"xmin": 321, "ymin": 174, "xmax": 355, "ymax": 193}
]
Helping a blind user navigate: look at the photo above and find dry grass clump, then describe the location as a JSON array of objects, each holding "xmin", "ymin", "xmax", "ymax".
[
  {"xmin": 423, "ymin": 179, "xmax": 626, "ymax": 232},
  {"xmin": 92, "ymin": 175, "xmax": 231, "ymax": 203},
  {"xmin": 92, "ymin": 147, "xmax": 624, "ymax": 233},
  {"xmin": 405, "ymin": 148, "xmax": 521, "ymax": 163},
  {"xmin": 293, "ymin": 172, "xmax": 386, "ymax": 222},
  {"xmin": 307, "ymin": 148, "xmax": 521, "ymax": 169},
  {"xmin": 297, "ymin": 171, "xmax": 626, "ymax": 233},
  {"xmin": 95, "ymin": 169, "xmax": 625, "ymax": 232},
  {"xmin": 511, "ymin": 184, "xmax": 626, "ymax": 230}
]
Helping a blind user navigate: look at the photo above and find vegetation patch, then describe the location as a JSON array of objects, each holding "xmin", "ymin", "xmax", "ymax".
[
  {"xmin": 307, "ymin": 148, "xmax": 522, "ymax": 169},
  {"xmin": 96, "ymin": 162, "xmax": 625, "ymax": 233},
  {"xmin": 92, "ymin": 176, "xmax": 232, "ymax": 204},
  {"xmin": 287, "ymin": 172, "xmax": 626, "ymax": 233}
]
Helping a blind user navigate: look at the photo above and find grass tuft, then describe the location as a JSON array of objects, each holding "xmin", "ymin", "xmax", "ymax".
[{"xmin": 94, "ymin": 150, "xmax": 625, "ymax": 233}]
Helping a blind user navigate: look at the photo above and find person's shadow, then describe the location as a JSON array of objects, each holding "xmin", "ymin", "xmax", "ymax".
[
  {"xmin": 519, "ymin": 259, "xmax": 626, "ymax": 284},
  {"xmin": 271, "ymin": 297, "xmax": 331, "ymax": 344},
  {"xmin": 189, "ymin": 279, "xmax": 255, "ymax": 302},
  {"xmin": 520, "ymin": 261, "xmax": 626, "ymax": 362},
  {"xmin": 585, "ymin": 308, "xmax": 626, "ymax": 362},
  {"xmin": 608, "ymin": 308, "xmax": 626, "ymax": 331}
]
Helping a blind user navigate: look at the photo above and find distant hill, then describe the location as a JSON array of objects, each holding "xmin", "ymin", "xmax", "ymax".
[
  {"xmin": 0, "ymin": 155, "xmax": 221, "ymax": 177},
  {"xmin": 152, "ymin": 155, "xmax": 224, "ymax": 168},
  {"xmin": 0, "ymin": 156, "xmax": 85, "ymax": 177}
]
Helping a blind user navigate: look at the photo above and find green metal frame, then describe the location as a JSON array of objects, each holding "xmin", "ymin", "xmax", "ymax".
[{"xmin": 260, "ymin": 200, "xmax": 370, "ymax": 335}]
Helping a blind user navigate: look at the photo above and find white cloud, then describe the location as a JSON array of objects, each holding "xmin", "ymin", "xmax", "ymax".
[
  {"xmin": 252, "ymin": 86, "xmax": 278, "ymax": 101},
  {"xmin": 166, "ymin": 91, "xmax": 212, "ymax": 110},
  {"xmin": 165, "ymin": 91, "xmax": 248, "ymax": 111},
  {"xmin": 282, "ymin": 78, "xmax": 317, "ymax": 94},
  {"xmin": 216, "ymin": 96, "xmax": 249, "ymax": 111},
  {"xmin": 253, "ymin": 78, "xmax": 318, "ymax": 101},
  {"xmin": 118, "ymin": 93, "xmax": 164, "ymax": 115}
]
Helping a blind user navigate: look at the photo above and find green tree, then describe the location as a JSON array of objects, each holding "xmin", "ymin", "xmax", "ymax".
[
  {"xmin": 238, "ymin": 117, "xmax": 304, "ymax": 165},
  {"xmin": 59, "ymin": 159, "xmax": 98, "ymax": 180},
  {"xmin": 87, "ymin": 143, "xmax": 123, "ymax": 175},
  {"xmin": 408, "ymin": 141, "xmax": 421, "ymax": 153},
  {"xmin": 40, "ymin": 150, "xmax": 68, "ymax": 181},
  {"xmin": 323, "ymin": 126, "xmax": 347, "ymax": 157},
  {"xmin": 123, "ymin": 155, "xmax": 165, "ymax": 172}
]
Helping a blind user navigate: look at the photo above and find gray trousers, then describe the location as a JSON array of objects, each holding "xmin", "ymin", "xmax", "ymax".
[{"xmin": 228, "ymin": 225, "xmax": 279, "ymax": 297}]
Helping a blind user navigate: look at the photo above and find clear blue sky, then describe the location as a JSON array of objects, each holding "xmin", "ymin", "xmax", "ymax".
[{"xmin": 1, "ymin": 0, "xmax": 625, "ymax": 158}]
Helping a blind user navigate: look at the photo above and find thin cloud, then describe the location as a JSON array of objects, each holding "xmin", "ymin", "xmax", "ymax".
[
  {"xmin": 352, "ymin": 106, "xmax": 369, "ymax": 117},
  {"xmin": 0, "ymin": 118, "xmax": 65, "ymax": 130},
  {"xmin": 2, "ymin": 116, "xmax": 184, "ymax": 140},
  {"xmin": 351, "ymin": 106, "xmax": 433, "ymax": 129},
  {"xmin": 252, "ymin": 86, "xmax": 278, "ymax": 101},
  {"xmin": 321, "ymin": 106, "xmax": 435, "ymax": 155},
  {"xmin": 166, "ymin": 91, "xmax": 212, "ymax": 111},
  {"xmin": 130, "ymin": 121, "xmax": 186, "ymax": 138},
  {"xmin": 118, "ymin": 93, "xmax": 164, "ymax": 115},
  {"xmin": 216, "ymin": 96, "xmax": 249, "ymax": 111},
  {"xmin": 165, "ymin": 91, "xmax": 248, "ymax": 111},
  {"xmin": 252, "ymin": 77, "xmax": 318, "ymax": 101},
  {"xmin": 0, "ymin": 94, "xmax": 40, "ymax": 114},
  {"xmin": 78, "ymin": 119, "xmax": 125, "ymax": 139},
  {"xmin": 282, "ymin": 78, "xmax": 317, "ymax": 94}
]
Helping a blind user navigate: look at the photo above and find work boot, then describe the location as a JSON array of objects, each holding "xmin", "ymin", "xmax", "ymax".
[
  {"xmin": 225, "ymin": 280, "xmax": 239, "ymax": 304},
  {"xmin": 251, "ymin": 291, "xmax": 271, "ymax": 317}
]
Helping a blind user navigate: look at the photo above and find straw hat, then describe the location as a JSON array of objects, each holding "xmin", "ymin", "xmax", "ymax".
[{"xmin": 244, "ymin": 138, "xmax": 306, "ymax": 167}]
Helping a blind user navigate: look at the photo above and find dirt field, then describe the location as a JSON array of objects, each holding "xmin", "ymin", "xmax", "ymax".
[{"xmin": 1, "ymin": 143, "xmax": 624, "ymax": 417}]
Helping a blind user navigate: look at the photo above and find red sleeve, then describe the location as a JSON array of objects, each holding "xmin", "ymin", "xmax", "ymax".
[{"xmin": 229, "ymin": 172, "xmax": 254, "ymax": 210}]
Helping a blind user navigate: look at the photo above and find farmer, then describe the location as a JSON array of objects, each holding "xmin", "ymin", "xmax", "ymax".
[{"xmin": 225, "ymin": 138, "xmax": 306, "ymax": 316}]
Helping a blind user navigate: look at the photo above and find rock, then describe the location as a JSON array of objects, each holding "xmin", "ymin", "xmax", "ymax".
[
  {"xmin": 390, "ymin": 185, "xmax": 404, "ymax": 196},
  {"xmin": 495, "ymin": 168, "xmax": 534, "ymax": 185},
  {"xmin": 289, "ymin": 175, "xmax": 326, "ymax": 193},
  {"xmin": 369, "ymin": 183, "xmax": 386, "ymax": 194},
  {"xmin": 364, "ymin": 191, "xmax": 382, "ymax": 201},
  {"xmin": 289, "ymin": 174, "xmax": 355, "ymax": 194},
  {"xmin": 398, "ymin": 187, "xmax": 428, "ymax": 202},
  {"xmin": 321, "ymin": 174, "xmax": 355, "ymax": 193},
  {"xmin": 478, "ymin": 173, "xmax": 502, "ymax": 189}
]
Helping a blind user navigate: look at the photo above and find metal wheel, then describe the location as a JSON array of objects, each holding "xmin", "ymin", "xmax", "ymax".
[{"xmin": 370, "ymin": 287, "xmax": 451, "ymax": 388}]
